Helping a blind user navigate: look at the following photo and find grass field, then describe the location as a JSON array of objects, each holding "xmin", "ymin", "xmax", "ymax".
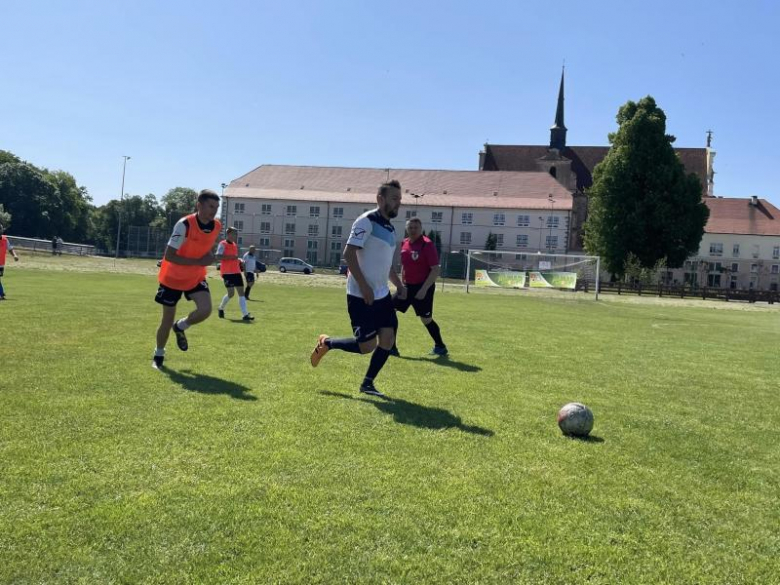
[{"xmin": 1, "ymin": 256, "xmax": 778, "ymax": 584}]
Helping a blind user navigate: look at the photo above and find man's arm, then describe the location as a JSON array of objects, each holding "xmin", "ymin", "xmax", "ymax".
[
  {"xmin": 389, "ymin": 268, "xmax": 406, "ymax": 298},
  {"xmin": 416, "ymin": 265, "xmax": 440, "ymax": 298},
  {"xmin": 344, "ymin": 244, "xmax": 375, "ymax": 304}
]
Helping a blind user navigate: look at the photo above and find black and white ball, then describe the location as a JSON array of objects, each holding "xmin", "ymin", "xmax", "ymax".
[{"xmin": 557, "ymin": 402, "xmax": 594, "ymax": 437}]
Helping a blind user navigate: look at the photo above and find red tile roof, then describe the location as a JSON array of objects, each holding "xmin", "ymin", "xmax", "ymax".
[
  {"xmin": 704, "ymin": 198, "xmax": 780, "ymax": 236},
  {"xmin": 226, "ymin": 165, "xmax": 574, "ymax": 210},
  {"xmin": 483, "ymin": 144, "xmax": 709, "ymax": 192}
]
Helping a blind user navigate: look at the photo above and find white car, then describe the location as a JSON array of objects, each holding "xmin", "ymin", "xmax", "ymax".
[{"xmin": 278, "ymin": 257, "xmax": 314, "ymax": 274}]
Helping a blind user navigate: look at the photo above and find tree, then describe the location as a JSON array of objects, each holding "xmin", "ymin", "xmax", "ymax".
[
  {"xmin": 0, "ymin": 204, "xmax": 11, "ymax": 228},
  {"xmin": 427, "ymin": 229, "xmax": 443, "ymax": 257},
  {"xmin": 484, "ymin": 232, "xmax": 497, "ymax": 251},
  {"xmin": 583, "ymin": 96, "xmax": 709, "ymax": 276},
  {"xmin": 153, "ymin": 187, "xmax": 197, "ymax": 230},
  {"xmin": 0, "ymin": 162, "xmax": 60, "ymax": 237}
]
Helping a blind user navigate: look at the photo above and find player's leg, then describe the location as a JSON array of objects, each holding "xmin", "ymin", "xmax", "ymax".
[
  {"xmin": 311, "ymin": 295, "xmax": 375, "ymax": 367},
  {"xmin": 153, "ymin": 284, "xmax": 182, "ymax": 368},
  {"xmin": 171, "ymin": 285, "xmax": 212, "ymax": 352},
  {"xmin": 359, "ymin": 296, "xmax": 397, "ymax": 397},
  {"xmin": 414, "ymin": 287, "xmax": 447, "ymax": 355},
  {"xmin": 234, "ymin": 280, "xmax": 253, "ymax": 321},
  {"xmin": 0, "ymin": 267, "xmax": 5, "ymax": 299},
  {"xmin": 389, "ymin": 289, "xmax": 411, "ymax": 357},
  {"xmin": 244, "ymin": 272, "xmax": 254, "ymax": 299},
  {"xmin": 218, "ymin": 278, "xmax": 234, "ymax": 318}
]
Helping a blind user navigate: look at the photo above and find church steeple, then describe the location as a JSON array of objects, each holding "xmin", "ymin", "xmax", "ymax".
[{"xmin": 549, "ymin": 69, "xmax": 567, "ymax": 150}]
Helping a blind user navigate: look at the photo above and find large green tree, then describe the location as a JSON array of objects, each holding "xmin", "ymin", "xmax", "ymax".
[
  {"xmin": 584, "ymin": 96, "xmax": 709, "ymax": 276},
  {"xmin": 151, "ymin": 187, "xmax": 197, "ymax": 230},
  {"xmin": 0, "ymin": 162, "xmax": 60, "ymax": 237}
]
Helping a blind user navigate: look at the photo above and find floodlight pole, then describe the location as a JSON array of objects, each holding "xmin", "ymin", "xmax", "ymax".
[
  {"xmin": 114, "ymin": 155, "xmax": 131, "ymax": 264},
  {"xmin": 221, "ymin": 182, "xmax": 229, "ymax": 237}
]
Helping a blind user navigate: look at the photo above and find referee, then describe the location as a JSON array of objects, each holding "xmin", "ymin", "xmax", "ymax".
[{"xmin": 393, "ymin": 217, "xmax": 448, "ymax": 356}]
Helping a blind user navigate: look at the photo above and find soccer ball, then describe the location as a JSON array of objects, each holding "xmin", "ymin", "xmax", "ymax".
[{"xmin": 557, "ymin": 402, "xmax": 594, "ymax": 437}]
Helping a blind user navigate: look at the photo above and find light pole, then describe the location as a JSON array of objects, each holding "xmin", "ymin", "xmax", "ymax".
[
  {"xmin": 538, "ymin": 216, "xmax": 544, "ymax": 252},
  {"xmin": 114, "ymin": 155, "xmax": 131, "ymax": 263},
  {"xmin": 221, "ymin": 182, "xmax": 229, "ymax": 236}
]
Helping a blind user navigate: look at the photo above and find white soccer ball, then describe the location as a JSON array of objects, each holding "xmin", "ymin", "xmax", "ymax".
[{"xmin": 557, "ymin": 402, "xmax": 594, "ymax": 437}]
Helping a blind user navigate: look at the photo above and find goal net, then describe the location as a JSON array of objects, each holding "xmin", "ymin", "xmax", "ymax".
[{"xmin": 465, "ymin": 250, "xmax": 601, "ymax": 299}]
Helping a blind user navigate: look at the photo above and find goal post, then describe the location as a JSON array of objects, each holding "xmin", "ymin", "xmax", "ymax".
[{"xmin": 465, "ymin": 250, "xmax": 601, "ymax": 300}]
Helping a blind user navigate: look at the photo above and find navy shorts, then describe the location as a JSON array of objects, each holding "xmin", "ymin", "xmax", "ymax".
[
  {"xmin": 155, "ymin": 280, "xmax": 210, "ymax": 306},
  {"xmin": 222, "ymin": 273, "xmax": 244, "ymax": 288},
  {"xmin": 0, "ymin": 267, "xmax": 4, "ymax": 277},
  {"xmin": 347, "ymin": 294, "xmax": 397, "ymax": 343},
  {"xmin": 245, "ymin": 272, "xmax": 255, "ymax": 284},
  {"xmin": 393, "ymin": 283, "xmax": 435, "ymax": 318}
]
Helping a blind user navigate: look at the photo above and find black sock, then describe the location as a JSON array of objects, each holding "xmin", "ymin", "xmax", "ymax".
[
  {"xmin": 364, "ymin": 347, "xmax": 391, "ymax": 382},
  {"xmin": 326, "ymin": 337, "xmax": 362, "ymax": 354},
  {"xmin": 425, "ymin": 321, "xmax": 445, "ymax": 347}
]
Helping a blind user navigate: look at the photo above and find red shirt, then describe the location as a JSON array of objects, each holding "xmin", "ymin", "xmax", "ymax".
[{"xmin": 400, "ymin": 236, "xmax": 439, "ymax": 285}]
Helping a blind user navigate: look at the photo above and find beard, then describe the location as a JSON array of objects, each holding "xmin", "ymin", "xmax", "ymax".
[{"xmin": 385, "ymin": 206, "xmax": 399, "ymax": 219}]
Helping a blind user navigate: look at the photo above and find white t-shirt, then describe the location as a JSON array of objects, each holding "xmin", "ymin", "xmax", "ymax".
[
  {"xmin": 346, "ymin": 209, "xmax": 397, "ymax": 299},
  {"xmin": 242, "ymin": 252, "xmax": 257, "ymax": 273}
]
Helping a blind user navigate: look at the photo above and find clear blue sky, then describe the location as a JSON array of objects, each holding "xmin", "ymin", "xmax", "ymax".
[{"xmin": 2, "ymin": 0, "xmax": 778, "ymax": 208}]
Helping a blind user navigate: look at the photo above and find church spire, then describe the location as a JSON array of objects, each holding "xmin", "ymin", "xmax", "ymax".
[{"xmin": 549, "ymin": 68, "xmax": 567, "ymax": 150}]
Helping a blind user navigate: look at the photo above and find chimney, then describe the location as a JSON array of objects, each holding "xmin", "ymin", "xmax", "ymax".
[{"xmin": 750, "ymin": 196, "xmax": 759, "ymax": 206}]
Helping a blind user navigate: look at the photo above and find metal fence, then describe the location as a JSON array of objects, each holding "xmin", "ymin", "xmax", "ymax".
[{"xmin": 6, "ymin": 236, "xmax": 95, "ymax": 257}]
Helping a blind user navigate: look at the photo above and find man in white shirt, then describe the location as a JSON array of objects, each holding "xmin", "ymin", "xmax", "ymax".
[
  {"xmin": 242, "ymin": 245, "xmax": 261, "ymax": 300},
  {"xmin": 310, "ymin": 180, "xmax": 406, "ymax": 398}
]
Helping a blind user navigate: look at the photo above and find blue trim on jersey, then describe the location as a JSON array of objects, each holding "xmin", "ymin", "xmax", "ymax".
[{"xmin": 368, "ymin": 211, "xmax": 395, "ymax": 247}]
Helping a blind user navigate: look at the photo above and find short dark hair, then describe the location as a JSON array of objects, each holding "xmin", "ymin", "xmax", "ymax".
[
  {"xmin": 378, "ymin": 180, "xmax": 402, "ymax": 198},
  {"xmin": 406, "ymin": 217, "xmax": 422, "ymax": 227},
  {"xmin": 198, "ymin": 189, "xmax": 220, "ymax": 203}
]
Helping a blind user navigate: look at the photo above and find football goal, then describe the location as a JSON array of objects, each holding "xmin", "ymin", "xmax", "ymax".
[{"xmin": 465, "ymin": 250, "xmax": 601, "ymax": 299}]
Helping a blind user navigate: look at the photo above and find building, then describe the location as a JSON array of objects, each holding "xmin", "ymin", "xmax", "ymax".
[
  {"xmin": 478, "ymin": 71, "xmax": 714, "ymax": 250},
  {"xmin": 674, "ymin": 196, "xmax": 780, "ymax": 291},
  {"xmin": 222, "ymin": 165, "xmax": 574, "ymax": 266}
]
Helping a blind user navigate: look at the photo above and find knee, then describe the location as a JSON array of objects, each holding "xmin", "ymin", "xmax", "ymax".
[
  {"xmin": 359, "ymin": 339, "xmax": 377, "ymax": 354},
  {"xmin": 421, "ymin": 317, "xmax": 433, "ymax": 325}
]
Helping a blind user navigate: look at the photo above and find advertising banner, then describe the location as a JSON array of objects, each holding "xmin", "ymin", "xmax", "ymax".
[
  {"xmin": 474, "ymin": 270, "xmax": 527, "ymax": 288},
  {"xmin": 528, "ymin": 271, "xmax": 577, "ymax": 289}
]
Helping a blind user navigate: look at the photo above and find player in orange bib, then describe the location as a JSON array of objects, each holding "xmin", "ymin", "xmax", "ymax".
[
  {"xmin": 0, "ymin": 223, "xmax": 20, "ymax": 300},
  {"xmin": 216, "ymin": 227, "xmax": 254, "ymax": 321},
  {"xmin": 152, "ymin": 189, "xmax": 221, "ymax": 369}
]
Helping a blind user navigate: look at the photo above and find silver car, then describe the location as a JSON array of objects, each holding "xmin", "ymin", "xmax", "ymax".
[{"xmin": 278, "ymin": 257, "xmax": 314, "ymax": 274}]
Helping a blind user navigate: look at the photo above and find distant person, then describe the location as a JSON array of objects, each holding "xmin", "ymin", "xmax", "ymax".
[
  {"xmin": 242, "ymin": 245, "xmax": 263, "ymax": 300},
  {"xmin": 216, "ymin": 227, "xmax": 254, "ymax": 321},
  {"xmin": 310, "ymin": 180, "xmax": 405, "ymax": 398},
  {"xmin": 56, "ymin": 236, "xmax": 64, "ymax": 255},
  {"xmin": 51, "ymin": 236, "xmax": 58, "ymax": 256},
  {"xmin": 0, "ymin": 223, "xmax": 20, "ymax": 300},
  {"xmin": 392, "ymin": 217, "xmax": 448, "ymax": 356},
  {"xmin": 152, "ymin": 189, "xmax": 222, "ymax": 369}
]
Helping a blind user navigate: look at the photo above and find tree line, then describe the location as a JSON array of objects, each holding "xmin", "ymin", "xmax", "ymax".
[{"xmin": 0, "ymin": 149, "xmax": 198, "ymax": 253}]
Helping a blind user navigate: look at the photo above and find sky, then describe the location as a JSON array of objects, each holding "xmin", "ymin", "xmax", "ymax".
[{"xmin": 2, "ymin": 0, "xmax": 779, "ymax": 208}]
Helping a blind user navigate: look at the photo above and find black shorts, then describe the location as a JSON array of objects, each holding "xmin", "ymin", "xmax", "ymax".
[
  {"xmin": 393, "ymin": 283, "xmax": 435, "ymax": 318},
  {"xmin": 347, "ymin": 294, "xmax": 398, "ymax": 343},
  {"xmin": 245, "ymin": 272, "xmax": 255, "ymax": 284},
  {"xmin": 223, "ymin": 273, "xmax": 244, "ymax": 288},
  {"xmin": 0, "ymin": 267, "xmax": 4, "ymax": 277},
  {"xmin": 155, "ymin": 280, "xmax": 210, "ymax": 306}
]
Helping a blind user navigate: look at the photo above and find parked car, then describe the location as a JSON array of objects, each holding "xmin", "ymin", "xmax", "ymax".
[
  {"xmin": 338, "ymin": 260, "xmax": 348, "ymax": 276},
  {"xmin": 278, "ymin": 257, "xmax": 314, "ymax": 274}
]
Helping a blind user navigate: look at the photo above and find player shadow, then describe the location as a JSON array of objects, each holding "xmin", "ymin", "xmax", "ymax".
[
  {"xmin": 162, "ymin": 369, "xmax": 257, "ymax": 401},
  {"xmin": 396, "ymin": 355, "xmax": 482, "ymax": 373},
  {"xmin": 319, "ymin": 391, "xmax": 494, "ymax": 436},
  {"xmin": 565, "ymin": 434, "xmax": 605, "ymax": 443}
]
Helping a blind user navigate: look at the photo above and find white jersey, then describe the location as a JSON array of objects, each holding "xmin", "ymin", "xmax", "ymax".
[
  {"xmin": 242, "ymin": 252, "xmax": 257, "ymax": 273},
  {"xmin": 346, "ymin": 209, "xmax": 397, "ymax": 299}
]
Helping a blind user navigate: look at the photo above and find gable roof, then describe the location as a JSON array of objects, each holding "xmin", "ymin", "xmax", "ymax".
[
  {"xmin": 482, "ymin": 144, "xmax": 708, "ymax": 192},
  {"xmin": 704, "ymin": 197, "xmax": 780, "ymax": 236},
  {"xmin": 226, "ymin": 165, "xmax": 574, "ymax": 210}
]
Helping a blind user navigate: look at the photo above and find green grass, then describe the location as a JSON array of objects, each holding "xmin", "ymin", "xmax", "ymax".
[{"xmin": 1, "ymin": 256, "xmax": 778, "ymax": 584}]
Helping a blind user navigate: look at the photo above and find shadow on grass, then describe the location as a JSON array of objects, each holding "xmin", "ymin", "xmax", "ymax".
[
  {"xmin": 564, "ymin": 434, "xmax": 605, "ymax": 443},
  {"xmin": 319, "ymin": 391, "xmax": 493, "ymax": 436},
  {"xmin": 163, "ymin": 369, "xmax": 257, "ymax": 401},
  {"xmin": 396, "ymin": 355, "xmax": 482, "ymax": 373}
]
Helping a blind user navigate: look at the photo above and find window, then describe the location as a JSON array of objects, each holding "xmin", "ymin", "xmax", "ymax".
[
  {"xmin": 495, "ymin": 234, "xmax": 504, "ymax": 247},
  {"xmin": 710, "ymin": 262, "xmax": 722, "ymax": 273},
  {"xmin": 774, "ymin": 246, "xmax": 780, "ymax": 259},
  {"xmin": 460, "ymin": 232, "xmax": 472, "ymax": 245},
  {"xmin": 493, "ymin": 213, "xmax": 505, "ymax": 226},
  {"xmin": 516, "ymin": 234, "xmax": 528, "ymax": 248},
  {"xmin": 546, "ymin": 235, "xmax": 558, "ymax": 249},
  {"xmin": 546, "ymin": 216, "xmax": 560, "ymax": 228},
  {"xmin": 308, "ymin": 224, "xmax": 319, "ymax": 237},
  {"xmin": 406, "ymin": 210, "xmax": 417, "ymax": 220},
  {"xmin": 260, "ymin": 222, "xmax": 271, "ymax": 234},
  {"xmin": 283, "ymin": 238, "xmax": 295, "ymax": 256},
  {"xmin": 752, "ymin": 244, "xmax": 760, "ymax": 258},
  {"xmin": 237, "ymin": 236, "xmax": 243, "ymax": 245},
  {"xmin": 732, "ymin": 243, "xmax": 740, "ymax": 257},
  {"xmin": 285, "ymin": 223, "xmax": 295, "ymax": 235},
  {"xmin": 731, "ymin": 263, "xmax": 739, "ymax": 273},
  {"xmin": 749, "ymin": 277, "xmax": 757, "ymax": 289},
  {"xmin": 461, "ymin": 212, "xmax": 473, "ymax": 225},
  {"xmin": 307, "ymin": 240, "xmax": 318, "ymax": 250},
  {"xmin": 709, "ymin": 243, "xmax": 723, "ymax": 256},
  {"xmin": 707, "ymin": 274, "xmax": 721, "ymax": 287},
  {"xmin": 431, "ymin": 211, "xmax": 443, "ymax": 223},
  {"xmin": 332, "ymin": 226, "xmax": 342, "ymax": 238},
  {"xmin": 515, "ymin": 254, "xmax": 527, "ymax": 261},
  {"xmin": 286, "ymin": 205, "xmax": 297, "ymax": 217},
  {"xmin": 751, "ymin": 263, "xmax": 759, "ymax": 273},
  {"xmin": 234, "ymin": 220, "xmax": 244, "ymax": 231},
  {"xmin": 333, "ymin": 207, "xmax": 344, "ymax": 219},
  {"xmin": 772, "ymin": 265, "xmax": 779, "ymax": 274},
  {"xmin": 309, "ymin": 206, "xmax": 320, "ymax": 218},
  {"xmin": 330, "ymin": 241, "xmax": 342, "ymax": 251},
  {"xmin": 234, "ymin": 202, "xmax": 245, "ymax": 213},
  {"xmin": 259, "ymin": 237, "xmax": 270, "ymax": 247},
  {"xmin": 730, "ymin": 275, "xmax": 737, "ymax": 290},
  {"xmin": 517, "ymin": 215, "xmax": 530, "ymax": 227},
  {"xmin": 261, "ymin": 204, "xmax": 272, "ymax": 215}
]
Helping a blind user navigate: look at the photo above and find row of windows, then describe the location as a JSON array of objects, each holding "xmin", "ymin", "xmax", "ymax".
[
  {"xmin": 709, "ymin": 243, "xmax": 780, "ymax": 259},
  {"xmin": 234, "ymin": 203, "xmax": 564, "ymax": 228},
  {"xmin": 457, "ymin": 232, "xmax": 558, "ymax": 248},
  {"xmin": 687, "ymin": 260, "xmax": 780, "ymax": 274}
]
